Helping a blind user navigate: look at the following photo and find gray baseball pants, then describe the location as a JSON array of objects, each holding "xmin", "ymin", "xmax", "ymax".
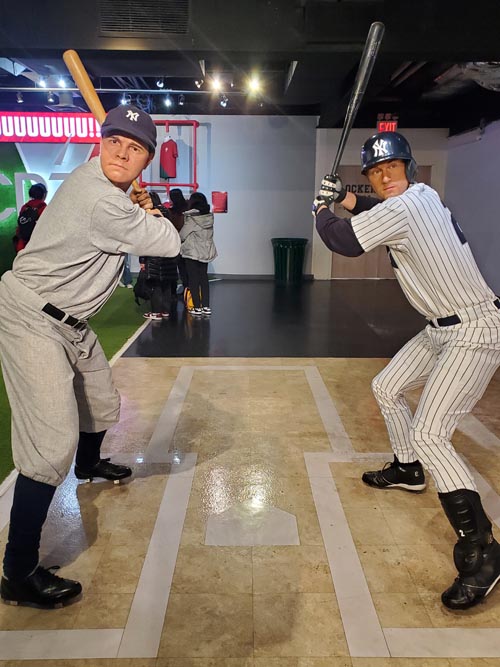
[{"xmin": 0, "ymin": 272, "xmax": 120, "ymax": 486}]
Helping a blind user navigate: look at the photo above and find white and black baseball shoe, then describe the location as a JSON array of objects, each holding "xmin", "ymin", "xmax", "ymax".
[{"xmin": 362, "ymin": 456, "xmax": 426, "ymax": 492}]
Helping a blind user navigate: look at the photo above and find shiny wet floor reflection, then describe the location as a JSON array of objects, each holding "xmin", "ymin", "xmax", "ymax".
[{"xmin": 125, "ymin": 279, "xmax": 426, "ymax": 358}]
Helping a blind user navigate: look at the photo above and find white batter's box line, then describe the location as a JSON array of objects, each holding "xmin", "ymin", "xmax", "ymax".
[
  {"xmin": 0, "ymin": 453, "xmax": 196, "ymax": 661},
  {"xmin": 146, "ymin": 364, "xmax": 355, "ymax": 459},
  {"xmin": 305, "ymin": 451, "xmax": 500, "ymax": 658},
  {"xmin": 109, "ymin": 319, "xmax": 151, "ymax": 367}
]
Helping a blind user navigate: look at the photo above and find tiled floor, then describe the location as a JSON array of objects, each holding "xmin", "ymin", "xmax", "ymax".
[{"xmin": 1, "ymin": 281, "xmax": 500, "ymax": 666}]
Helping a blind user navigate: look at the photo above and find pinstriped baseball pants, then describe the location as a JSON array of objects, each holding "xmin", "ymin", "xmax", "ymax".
[{"xmin": 371, "ymin": 312, "xmax": 500, "ymax": 493}]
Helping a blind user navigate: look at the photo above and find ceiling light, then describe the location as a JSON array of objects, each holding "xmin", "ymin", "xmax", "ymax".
[
  {"xmin": 247, "ymin": 75, "xmax": 261, "ymax": 94},
  {"xmin": 164, "ymin": 95, "xmax": 173, "ymax": 108},
  {"xmin": 16, "ymin": 92, "xmax": 23, "ymax": 104},
  {"xmin": 47, "ymin": 91, "xmax": 55, "ymax": 103},
  {"xmin": 178, "ymin": 94, "xmax": 185, "ymax": 106},
  {"xmin": 211, "ymin": 76, "xmax": 222, "ymax": 92},
  {"xmin": 195, "ymin": 79, "xmax": 204, "ymax": 89},
  {"xmin": 58, "ymin": 78, "xmax": 66, "ymax": 88},
  {"xmin": 39, "ymin": 77, "xmax": 47, "ymax": 88},
  {"xmin": 219, "ymin": 94, "xmax": 228, "ymax": 108},
  {"xmin": 156, "ymin": 78, "xmax": 164, "ymax": 89}
]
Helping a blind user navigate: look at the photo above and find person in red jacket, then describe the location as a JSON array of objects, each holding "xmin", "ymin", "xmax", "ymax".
[{"xmin": 13, "ymin": 183, "xmax": 48, "ymax": 253}]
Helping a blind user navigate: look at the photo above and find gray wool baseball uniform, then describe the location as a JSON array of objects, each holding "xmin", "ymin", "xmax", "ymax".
[
  {"xmin": 0, "ymin": 157, "xmax": 180, "ymax": 485},
  {"xmin": 316, "ymin": 182, "xmax": 500, "ymax": 493}
]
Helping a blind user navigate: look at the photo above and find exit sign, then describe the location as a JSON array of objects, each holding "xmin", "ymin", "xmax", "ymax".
[{"xmin": 377, "ymin": 120, "xmax": 398, "ymax": 132}]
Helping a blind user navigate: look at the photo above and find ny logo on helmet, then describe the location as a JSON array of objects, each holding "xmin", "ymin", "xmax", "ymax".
[
  {"xmin": 372, "ymin": 139, "xmax": 389, "ymax": 158},
  {"xmin": 126, "ymin": 110, "xmax": 139, "ymax": 122}
]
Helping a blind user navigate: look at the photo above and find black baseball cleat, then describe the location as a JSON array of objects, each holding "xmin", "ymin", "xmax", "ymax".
[
  {"xmin": 362, "ymin": 456, "xmax": 426, "ymax": 492},
  {"xmin": 440, "ymin": 489, "xmax": 500, "ymax": 610},
  {"xmin": 74, "ymin": 457, "xmax": 132, "ymax": 484},
  {"xmin": 1, "ymin": 566, "xmax": 82, "ymax": 609},
  {"xmin": 441, "ymin": 540, "xmax": 500, "ymax": 610}
]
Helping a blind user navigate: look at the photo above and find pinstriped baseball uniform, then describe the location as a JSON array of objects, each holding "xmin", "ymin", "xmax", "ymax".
[{"xmin": 318, "ymin": 182, "xmax": 500, "ymax": 493}]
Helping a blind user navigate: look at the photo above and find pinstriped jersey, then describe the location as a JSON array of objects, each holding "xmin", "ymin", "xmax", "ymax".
[{"xmin": 350, "ymin": 183, "xmax": 496, "ymax": 319}]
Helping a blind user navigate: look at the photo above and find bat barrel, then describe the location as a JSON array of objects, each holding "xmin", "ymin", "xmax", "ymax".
[{"xmin": 330, "ymin": 21, "xmax": 385, "ymax": 175}]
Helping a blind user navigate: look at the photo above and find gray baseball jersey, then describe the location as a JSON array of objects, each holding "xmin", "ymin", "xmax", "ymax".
[{"xmin": 11, "ymin": 157, "xmax": 180, "ymax": 320}]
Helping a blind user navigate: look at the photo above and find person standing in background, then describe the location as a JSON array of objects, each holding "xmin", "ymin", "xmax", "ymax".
[
  {"xmin": 139, "ymin": 252, "xmax": 178, "ymax": 320},
  {"xmin": 181, "ymin": 191, "xmax": 217, "ymax": 317},
  {"xmin": 164, "ymin": 188, "xmax": 188, "ymax": 292},
  {"xmin": 118, "ymin": 253, "xmax": 134, "ymax": 288},
  {"xmin": 13, "ymin": 183, "xmax": 48, "ymax": 253},
  {"xmin": 149, "ymin": 189, "xmax": 187, "ymax": 302}
]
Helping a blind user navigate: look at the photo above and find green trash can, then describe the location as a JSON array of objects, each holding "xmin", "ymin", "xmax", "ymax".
[{"xmin": 271, "ymin": 237, "xmax": 308, "ymax": 284}]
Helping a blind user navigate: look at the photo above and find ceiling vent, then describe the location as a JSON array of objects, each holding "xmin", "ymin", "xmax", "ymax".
[{"xmin": 99, "ymin": 0, "xmax": 189, "ymax": 36}]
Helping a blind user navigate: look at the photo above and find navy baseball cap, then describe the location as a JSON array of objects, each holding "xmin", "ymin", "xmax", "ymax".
[{"xmin": 100, "ymin": 105, "xmax": 157, "ymax": 153}]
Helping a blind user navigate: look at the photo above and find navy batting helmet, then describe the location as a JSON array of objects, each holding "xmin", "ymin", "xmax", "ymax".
[{"xmin": 361, "ymin": 131, "xmax": 417, "ymax": 182}]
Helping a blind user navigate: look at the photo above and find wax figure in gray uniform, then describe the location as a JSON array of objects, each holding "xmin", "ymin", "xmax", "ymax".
[
  {"xmin": 313, "ymin": 131, "xmax": 500, "ymax": 611},
  {"xmin": 0, "ymin": 105, "xmax": 180, "ymax": 608}
]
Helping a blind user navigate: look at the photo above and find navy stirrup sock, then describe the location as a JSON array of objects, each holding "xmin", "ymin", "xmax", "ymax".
[
  {"xmin": 75, "ymin": 430, "xmax": 107, "ymax": 470},
  {"xmin": 3, "ymin": 474, "xmax": 56, "ymax": 580}
]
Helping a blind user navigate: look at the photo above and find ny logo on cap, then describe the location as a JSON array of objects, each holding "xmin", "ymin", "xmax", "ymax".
[
  {"xmin": 126, "ymin": 110, "xmax": 139, "ymax": 122},
  {"xmin": 372, "ymin": 139, "xmax": 389, "ymax": 157}
]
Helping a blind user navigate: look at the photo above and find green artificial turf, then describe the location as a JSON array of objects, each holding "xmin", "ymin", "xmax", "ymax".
[
  {"xmin": 0, "ymin": 286, "xmax": 145, "ymax": 484},
  {"xmin": 0, "ymin": 372, "xmax": 13, "ymax": 484},
  {"xmin": 88, "ymin": 285, "xmax": 146, "ymax": 358}
]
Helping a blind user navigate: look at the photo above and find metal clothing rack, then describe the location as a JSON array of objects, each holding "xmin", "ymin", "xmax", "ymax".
[{"xmin": 139, "ymin": 119, "xmax": 199, "ymax": 198}]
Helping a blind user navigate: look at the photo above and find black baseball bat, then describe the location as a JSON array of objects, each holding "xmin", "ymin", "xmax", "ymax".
[{"xmin": 330, "ymin": 21, "xmax": 385, "ymax": 176}]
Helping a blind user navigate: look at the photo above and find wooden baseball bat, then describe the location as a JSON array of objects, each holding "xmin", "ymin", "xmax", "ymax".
[
  {"xmin": 330, "ymin": 21, "xmax": 385, "ymax": 175},
  {"xmin": 62, "ymin": 49, "xmax": 141, "ymax": 191}
]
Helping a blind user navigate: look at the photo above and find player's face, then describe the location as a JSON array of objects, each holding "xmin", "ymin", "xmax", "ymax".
[
  {"xmin": 100, "ymin": 135, "xmax": 153, "ymax": 191},
  {"xmin": 366, "ymin": 159, "xmax": 409, "ymax": 199}
]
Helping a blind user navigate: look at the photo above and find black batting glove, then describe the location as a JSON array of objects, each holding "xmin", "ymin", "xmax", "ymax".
[
  {"xmin": 319, "ymin": 174, "xmax": 347, "ymax": 204},
  {"xmin": 312, "ymin": 195, "xmax": 333, "ymax": 215}
]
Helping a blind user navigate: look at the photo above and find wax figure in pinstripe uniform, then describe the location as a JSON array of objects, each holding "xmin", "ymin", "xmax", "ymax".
[
  {"xmin": 0, "ymin": 106, "xmax": 180, "ymax": 609},
  {"xmin": 312, "ymin": 131, "xmax": 500, "ymax": 611}
]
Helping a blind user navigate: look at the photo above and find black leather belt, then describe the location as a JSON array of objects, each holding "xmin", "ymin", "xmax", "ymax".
[
  {"xmin": 42, "ymin": 303, "xmax": 87, "ymax": 331},
  {"xmin": 429, "ymin": 298, "xmax": 500, "ymax": 328}
]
